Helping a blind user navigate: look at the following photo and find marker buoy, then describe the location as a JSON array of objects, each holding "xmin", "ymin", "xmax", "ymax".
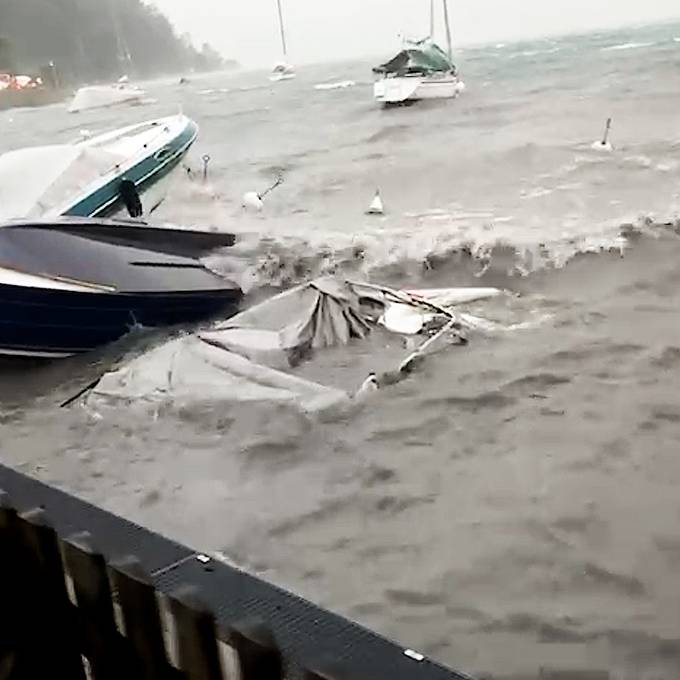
[
  {"xmin": 366, "ymin": 189, "xmax": 384, "ymax": 215},
  {"xmin": 592, "ymin": 117, "xmax": 613, "ymax": 152}
]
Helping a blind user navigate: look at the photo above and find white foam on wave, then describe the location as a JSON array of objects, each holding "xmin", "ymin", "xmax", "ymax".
[
  {"xmin": 602, "ymin": 42, "xmax": 654, "ymax": 52},
  {"xmin": 314, "ymin": 80, "xmax": 356, "ymax": 91}
]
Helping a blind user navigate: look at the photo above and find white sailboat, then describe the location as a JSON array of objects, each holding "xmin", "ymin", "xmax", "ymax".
[
  {"xmin": 270, "ymin": 0, "xmax": 296, "ymax": 81},
  {"xmin": 373, "ymin": 0, "xmax": 465, "ymax": 104}
]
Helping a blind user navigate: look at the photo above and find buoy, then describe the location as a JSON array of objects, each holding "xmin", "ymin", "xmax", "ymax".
[
  {"xmin": 592, "ymin": 117, "xmax": 613, "ymax": 152},
  {"xmin": 118, "ymin": 75, "xmax": 129, "ymax": 84},
  {"xmin": 366, "ymin": 190, "xmax": 384, "ymax": 215},
  {"xmin": 79, "ymin": 129, "xmax": 92, "ymax": 140},
  {"xmin": 242, "ymin": 191, "xmax": 264, "ymax": 211},
  {"xmin": 355, "ymin": 372, "xmax": 379, "ymax": 400}
]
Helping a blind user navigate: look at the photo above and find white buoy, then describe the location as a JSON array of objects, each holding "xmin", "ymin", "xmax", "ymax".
[
  {"xmin": 79, "ymin": 129, "xmax": 92, "ymax": 140},
  {"xmin": 242, "ymin": 191, "xmax": 264, "ymax": 211},
  {"xmin": 355, "ymin": 372, "xmax": 379, "ymax": 400},
  {"xmin": 366, "ymin": 190, "xmax": 384, "ymax": 215},
  {"xmin": 592, "ymin": 117, "xmax": 613, "ymax": 152},
  {"xmin": 118, "ymin": 74, "xmax": 129, "ymax": 84}
]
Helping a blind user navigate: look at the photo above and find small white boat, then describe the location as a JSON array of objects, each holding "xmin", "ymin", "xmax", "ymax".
[
  {"xmin": 68, "ymin": 83, "xmax": 146, "ymax": 113},
  {"xmin": 270, "ymin": 62, "xmax": 296, "ymax": 82},
  {"xmin": 270, "ymin": 0, "xmax": 296, "ymax": 81},
  {"xmin": 0, "ymin": 114, "xmax": 198, "ymax": 221}
]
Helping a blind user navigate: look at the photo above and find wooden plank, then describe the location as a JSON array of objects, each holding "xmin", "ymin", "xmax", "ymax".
[
  {"xmin": 0, "ymin": 490, "xmax": 24, "ymax": 680},
  {"xmin": 167, "ymin": 585, "xmax": 224, "ymax": 680},
  {"xmin": 16, "ymin": 507, "xmax": 86, "ymax": 679},
  {"xmin": 109, "ymin": 555, "xmax": 177, "ymax": 680},
  {"xmin": 231, "ymin": 619, "xmax": 284, "ymax": 680},
  {"xmin": 62, "ymin": 531, "xmax": 131, "ymax": 680}
]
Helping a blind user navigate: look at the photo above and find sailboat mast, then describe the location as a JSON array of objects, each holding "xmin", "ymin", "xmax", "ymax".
[
  {"xmin": 442, "ymin": 0, "xmax": 453, "ymax": 60},
  {"xmin": 276, "ymin": 0, "xmax": 288, "ymax": 58},
  {"xmin": 429, "ymin": 0, "xmax": 435, "ymax": 39}
]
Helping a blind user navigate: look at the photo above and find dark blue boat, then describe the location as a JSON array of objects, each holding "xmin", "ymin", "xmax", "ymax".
[{"xmin": 0, "ymin": 219, "xmax": 242, "ymax": 358}]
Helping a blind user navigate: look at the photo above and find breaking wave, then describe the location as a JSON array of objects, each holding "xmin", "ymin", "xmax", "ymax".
[{"xmin": 207, "ymin": 216, "xmax": 679, "ymax": 292}]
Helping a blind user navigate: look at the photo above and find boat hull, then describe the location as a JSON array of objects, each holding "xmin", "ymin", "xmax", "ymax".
[
  {"xmin": 0, "ymin": 284, "xmax": 240, "ymax": 358},
  {"xmin": 374, "ymin": 75, "xmax": 464, "ymax": 103},
  {"xmin": 64, "ymin": 116, "xmax": 198, "ymax": 219}
]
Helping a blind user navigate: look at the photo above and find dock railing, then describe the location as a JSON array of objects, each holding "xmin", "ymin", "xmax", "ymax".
[{"xmin": 0, "ymin": 462, "xmax": 474, "ymax": 680}]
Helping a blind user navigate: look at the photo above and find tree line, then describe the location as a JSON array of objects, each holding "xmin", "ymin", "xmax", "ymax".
[{"xmin": 0, "ymin": 0, "xmax": 233, "ymax": 83}]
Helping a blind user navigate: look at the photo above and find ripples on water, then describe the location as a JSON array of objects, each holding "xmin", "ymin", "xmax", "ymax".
[{"xmin": 2, "ymin": 20, "xmax": 680, "ymax": 680}]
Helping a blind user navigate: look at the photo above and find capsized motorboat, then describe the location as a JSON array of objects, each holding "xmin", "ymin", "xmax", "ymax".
[
  {"xmin": 0, "ymin": 218, "xmax": 241, "ymax": 358},
  {"xmin": 86, "ymin": 277, "xmax": 506, "ymax": 413},
  {"xmin": 68, "ymin": 83, "xmax": 146, "ymax": 114},
  {"xmin": 373, "ymin": 39, "xmax": 464, "ymax": 104},
  {"xmin": 0, "ymin": 114, "xmax": 198, "ymax": 222}
]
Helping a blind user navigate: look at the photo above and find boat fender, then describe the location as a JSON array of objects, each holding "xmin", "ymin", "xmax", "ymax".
[{"xmin": 119, "ymin": 179, "xmax": 143, "ymax": 218}]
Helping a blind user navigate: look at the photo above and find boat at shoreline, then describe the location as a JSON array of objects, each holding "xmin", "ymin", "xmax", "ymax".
[
  {"xmin": 0, "ymin": 114, "xmax": 198, "ymax": 222},
  {"xmin": 0, "ymin": 218, "xmax": 241, "ymax": 358},
  {"xmin": 68, "ymin": 83, "xmax": 147, "ymax": 113}
]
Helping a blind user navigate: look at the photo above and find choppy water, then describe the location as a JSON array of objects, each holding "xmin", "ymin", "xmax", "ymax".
[{"xmin": 2, "ymin": 21, "xmax": 680, "ymax": 679}]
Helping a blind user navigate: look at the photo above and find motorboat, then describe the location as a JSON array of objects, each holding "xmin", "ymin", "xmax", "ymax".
[
  {"xmin": 0, "ymin": 218, "xmax": 242, "ymax": 358},
  {"xmin": 68, "ymin": 83, "xmax": 146, "ymax": 113},
  {"xmin": 0, "ymin": 114, "xmax": 198, "ymax": 222}
]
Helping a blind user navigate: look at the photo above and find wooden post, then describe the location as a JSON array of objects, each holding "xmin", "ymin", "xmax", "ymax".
[
  {"xmin": 62, "ymin": 531, "xmax": 130, "ymax": 680},
  {"xmin": 109, "ymin": 556, "xmax": 176, "ymax": 680},
  {"xmin": 231, "ymin": 619, "xmax": 283, "ymax": 680},
  {"xmin": 167, "ymin": 585, "xmax": 224, "ymax": 680},
  {"xmin": 0, "ymin": 491, "xmax": 23, "ymax": 680},
  {"xmin": 16, "ymin": 508, "xmax": 86, "ymax": 679}
]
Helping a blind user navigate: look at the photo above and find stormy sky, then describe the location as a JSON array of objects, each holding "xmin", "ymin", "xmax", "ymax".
[{"xmin": 150, "ymin": 0, "xmax": 680, "ymax": 66}]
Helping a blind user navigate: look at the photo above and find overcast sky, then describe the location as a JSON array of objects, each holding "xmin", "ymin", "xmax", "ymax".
[{"xmin": 150, "ymin": 0, "xmax": 680, "ymax": 67}]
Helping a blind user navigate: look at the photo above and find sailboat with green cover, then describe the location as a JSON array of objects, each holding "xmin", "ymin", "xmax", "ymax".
[{"xmin": 373, "ymin": 0, "xmax": 465, "ymax": 104}]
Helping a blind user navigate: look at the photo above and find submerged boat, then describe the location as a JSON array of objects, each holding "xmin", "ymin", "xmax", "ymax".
[
  {"xmin": 270, "ymin": 0, "xmax": 296, "ymax": 81},
  {"xmin": 0, "ymin": 114, "xmax": 198, "ymax": 222},
  {"xmin": 87, "ymin": 277, "xmax": 505, "ymax": 413},
  {"xmin": 68, "ymin": 83, "xmax": 146, "ymax": 113},
  {"xmin": 373, "ymin": 0, "xmax": 464, "ymax": 104},
  {"xmin": 0, "ymin": 218, "xmax": 241, "ymax": 358}
]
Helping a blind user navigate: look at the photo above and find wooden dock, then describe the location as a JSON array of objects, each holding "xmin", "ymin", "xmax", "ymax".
[{"xmin": 0, "ymin": 463, "xmax": 474, "ymax": 680}]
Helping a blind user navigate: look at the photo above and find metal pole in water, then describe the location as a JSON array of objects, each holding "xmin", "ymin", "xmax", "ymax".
[
  {"xmin": 202, "ymin": 155, "xmax": 211, "ymax": 182},
  {"xmin": 602, "ymin": 117, "xmax": 612, "ymax": 145},
  {"xmin": 276, "ymin": 0, "xmax": 288, "ymax": 58},
  {"xmin": 442, "ymin": 0, "xmax": 453, "ymax": 61},
  {"xmin": 430, "ymin": 0, "xmax": 435, "ymax": 39}
]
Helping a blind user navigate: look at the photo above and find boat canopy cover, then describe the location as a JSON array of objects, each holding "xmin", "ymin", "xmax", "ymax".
[
  {"xmin": 373, "ymin": 40, "xmax": 455, "ymax": 75},
  {"xmin": 69, "ymin": 84, "xmax": 145, "ymax": 113},
  {"xmin": 90, "ymin": 277, "xmax": 373, "ymax": 411},
  {"xmin": 87, "ymin": 277, "xmax": 505, "ymax": 413},
  {"xmin": 0, "ymin": 144, "xmax": 122, "ymax": 221}
]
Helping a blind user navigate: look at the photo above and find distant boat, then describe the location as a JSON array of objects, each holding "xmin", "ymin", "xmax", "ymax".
[
  {"xmin": 0, "ymin": 114, "xmax": 198, "ymax": 222},
  {"xmin": 270, "ymin": 0, "xmax": 296, "ymax": 81},
  {"xmin": 68, "ymin": 83, "xmax": 146, "ymax": 113},
  {"xmin": 373, "ymin": 0, "xmax": 465, "ymax": 104},
  {"xmin": 0, "ymin": 217, "xmax": 242, "ymax": 358}
]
